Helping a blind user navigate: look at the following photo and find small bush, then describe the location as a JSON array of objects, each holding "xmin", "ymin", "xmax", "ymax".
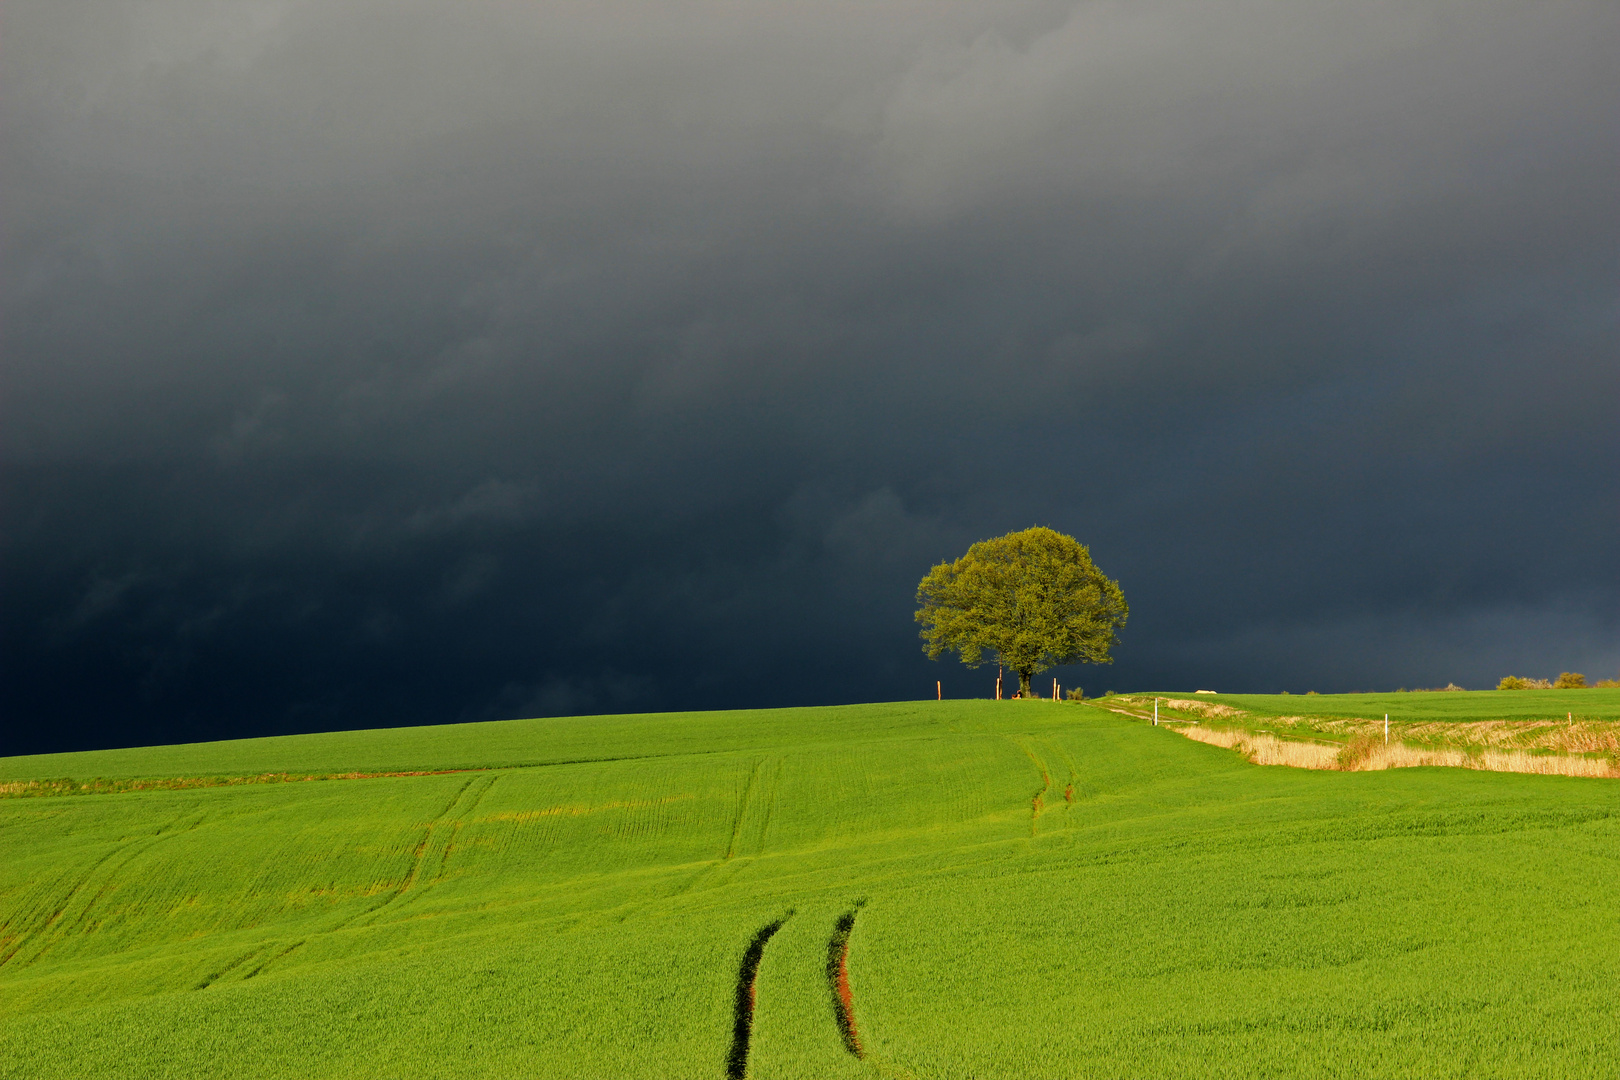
[
  {"xmin": 1554, "ymin": 672, "xmax": 1587, "ymax": 689},
  {"xmin": 1337, "ymin": 736, "xmax": 1379, "ymax": 770},
  {"xmin": 1306, "ymin": 690, "xmax": 1319, "ymax": 696},
  {"xmin": 1596, "ymin": 679, "xmax": 1620, "ymax": 689},
  {"xmin": 1498, "ymin": 676, "xmax": 1529, "ymax": 690},
  {"xmin": 1065, "ymin": 687, "xmax": 1085, "ymax": 701}
]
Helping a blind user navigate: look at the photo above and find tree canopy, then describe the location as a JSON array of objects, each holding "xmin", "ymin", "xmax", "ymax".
[{"xmin": 915, "ymin": 526, "xmax": 1127, "ymax": 698}]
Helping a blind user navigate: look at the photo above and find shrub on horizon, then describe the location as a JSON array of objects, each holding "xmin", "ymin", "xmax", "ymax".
[
  {"xmin": 1554, "ymin": 672, "xmax": 1587, "ymax": 689},
  {"xmin": 1498, "ymin": 676, "xmax": 1530, "ymax": 690},
  {"xmin": 1596, "ymin": 679, "xmax": 1620, "ymax": 689}
]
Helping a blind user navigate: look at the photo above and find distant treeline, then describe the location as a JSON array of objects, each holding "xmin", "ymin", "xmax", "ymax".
[
  {"xmin": 1497, "ymin": 673, "xmax": 1618, "ymax": 690},
  {"xmin": 1354, "ymin": 675, "xmax": 1620, "ymax": 692}
]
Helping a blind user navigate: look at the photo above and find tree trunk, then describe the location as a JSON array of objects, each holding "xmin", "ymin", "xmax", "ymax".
[{"xmin": 1018, "ymin": 669, "xmax": 1033, "ymax": 698}]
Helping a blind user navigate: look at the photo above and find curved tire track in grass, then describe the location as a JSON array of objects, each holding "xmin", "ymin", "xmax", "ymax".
[
  {"xmin": 240, "ymin": 938, "xmax": 306, "ymax": 982},
  {"xmin": 1, "ymin": 810, "xmax": 203, "ymax": 970},
  {"xmin": 245, "ymin": 774, "xmax": 499, "ymax": 980},
  {"xmin": 747, "ymin": 759, "xmax": 782, "ymax": 858},
  {"xmin": 192, "ymin": 947, "xmax": 262, "ymax": 990},
  {"xmin": 725, "ymin": 911, "xmax": 792, "ymax": 1080},
  {"xmin": 0, "ymin": 845, "xmax": 124, "ymax": 969},
  {"xmin": 428, "ymin": 773, "xmax": 500, "ymax": 886},
  {"xmin": 1042, "ymin": 737, "xmax": 1081, "ymax": 805},
  {"xmin": 825, "ymin": 906, "xmax": 866, "ymax": 1059},
  {"xmin": 1007, "ymin": 737, "xmax": 1053, "ymax": 835},
  {"xmin": 359, "ymin": 773, "xmax": 495, "ymax": 922},
  {"xmin": 723, "ymin": 761, "xmax": 762, "ymax": 862}
]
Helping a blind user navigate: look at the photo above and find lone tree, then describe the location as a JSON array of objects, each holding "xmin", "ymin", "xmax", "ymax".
[{"xmin": 915, "ymin": 526, "xmax": 1127, "ymax": 699}]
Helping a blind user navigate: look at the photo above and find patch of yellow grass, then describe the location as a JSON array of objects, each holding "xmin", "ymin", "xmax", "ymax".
[
  {"xmin": 1114, "ymin": 695, "xmax": 1246, "ymax": 719},
  {"xmin": 1303, "ymin": 717, "xmax": 1620, "ymax": 756},
  {"xmin": 1162, "ymin": 698, "xmax": 1247, "ymax": 719},
  {"xmin": 1181, "ymin": 726, "xmax": 1342, "ymax": 768},
  {"xmin": 485, "ymin": 795, "xmax": 693, "ymax": 823},
  {"xmin": 1178, "ymin": 726, "xmax": 1618, "ymax": 778},
  {"xmin": 1, "ymin": 769, "xmax": 488, "ymax": 799},
  {"xmin": 1368, "ymin": 743, "xmax": 1616, "ymax": 777}
]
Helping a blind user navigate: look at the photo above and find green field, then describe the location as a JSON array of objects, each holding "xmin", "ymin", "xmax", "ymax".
[
  {"xmin": 1175, "ymin": 688, "xmax": 1620, "ymax": 724},
  {"xmin": 5, "ymin": 695, "xmax": 1620, "ymax": 1078}
]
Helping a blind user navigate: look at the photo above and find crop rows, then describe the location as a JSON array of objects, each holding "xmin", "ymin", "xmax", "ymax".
[{"xmin": 4, "ymin": 695, "xmax": 1620, "ymax": 1077}]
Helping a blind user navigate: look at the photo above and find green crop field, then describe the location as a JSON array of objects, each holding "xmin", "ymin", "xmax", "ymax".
[
  {"xmin": 1176, "ymin": 688, "xmax": 1620, "ymax": 724},
  {"xmin": 5, "ymin": 694, "xmax": 1620, "ymax": 1078}
]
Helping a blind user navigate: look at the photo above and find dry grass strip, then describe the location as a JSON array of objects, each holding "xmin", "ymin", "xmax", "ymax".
[
  {"xmin": 1262, "ymin": 716, "xmax": 1620, "ymax": 756},
  {"xmin": 0, "ymin": 769, "xmax": 486, "ymax": 799},
  {"xmin": 1112, "ymin": 695, "xmax": 1246, "ymax": 719},
  {"xmin": 1179, "ymin": 726, "xmax": 1619, "ymax": 778}
]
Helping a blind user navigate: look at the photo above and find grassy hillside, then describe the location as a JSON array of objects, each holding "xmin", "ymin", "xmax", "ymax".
[
  {"xmin": 1180, "ymin": 688, "xmax": 1620, "ymax": 723},
  {"xmin": 1106, "ymin": 689, "xmax": 1620, "ymax": 770},
  {"xmin": 4, "ymin": 698, "xmax": 1620, "ymax": 1078}
]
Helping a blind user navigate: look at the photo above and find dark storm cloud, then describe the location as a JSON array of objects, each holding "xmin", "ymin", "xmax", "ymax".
[{"xmin": 3, "ymin": 0, "xmax": 1616, "ymax": 753}]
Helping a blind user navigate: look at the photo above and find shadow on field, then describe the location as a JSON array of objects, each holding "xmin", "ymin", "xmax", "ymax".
[
  {"xmin": 726, "ymin": 911, "xmax": 792, "ymax": 1080},
  {"xmin": 825, "ymin": 903, "xmax": 867, "ymax": 1059}
]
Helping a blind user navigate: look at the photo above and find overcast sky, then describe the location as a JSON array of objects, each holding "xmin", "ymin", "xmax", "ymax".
[{"xmin": 3, "ymin": 0, "xmax": 1616, "ymax": 755}]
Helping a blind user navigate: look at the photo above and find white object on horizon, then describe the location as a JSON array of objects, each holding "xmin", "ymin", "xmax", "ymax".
[{"xmin": 1195, "ymin": 689, "xmax": 1217, "ymax": 695}]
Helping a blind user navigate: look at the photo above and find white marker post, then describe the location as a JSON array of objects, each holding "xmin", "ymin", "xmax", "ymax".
[
  {"xmin": 937, "ymin": 680, "xmax": 941, "ymax": 701},
  {"xmin": 1053, "ymin": 677, "xmax": 1058, "ymax": 702},
  {"xmin": 1154, "ymin": 698, "xmax": 1159, "ymax": 726}
]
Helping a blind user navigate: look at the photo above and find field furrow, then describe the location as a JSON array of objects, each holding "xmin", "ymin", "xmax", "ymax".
[
  {"xmin": 825, "ymin": 905, "xmax": 865, "ymax": 1059},
  {"xmin": 727, "ymin": 912, "xmax": 792, "ymax": 1080}
]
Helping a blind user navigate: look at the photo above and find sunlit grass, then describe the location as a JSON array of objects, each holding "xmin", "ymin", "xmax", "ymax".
[
  {"xmin": 1109, "ymin": 689, "xmax": 1620, "ymax": 777},
  {"xmin": 4, "ymin": 696, "xmax": 1619, "ymax": 1078}
]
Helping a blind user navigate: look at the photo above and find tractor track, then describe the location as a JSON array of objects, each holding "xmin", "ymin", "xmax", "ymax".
[
  {"xmin": 726, "ymin": 912, "xmax": 792, "ymax": 1079},
  {"xmin": 0, "ymin": 811, "xmax": 203, "ymax": 970},
  {"xmin": 826, "ymin": 904, "xmax": 867, "ymax": 1059},
  {"xmin": 229, "ymin": 773, "xmax": 500, "ymax": 983},
  {"xmin": 1007, "ymin": 736, "xmax": 1053, "ymax": 835}
]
